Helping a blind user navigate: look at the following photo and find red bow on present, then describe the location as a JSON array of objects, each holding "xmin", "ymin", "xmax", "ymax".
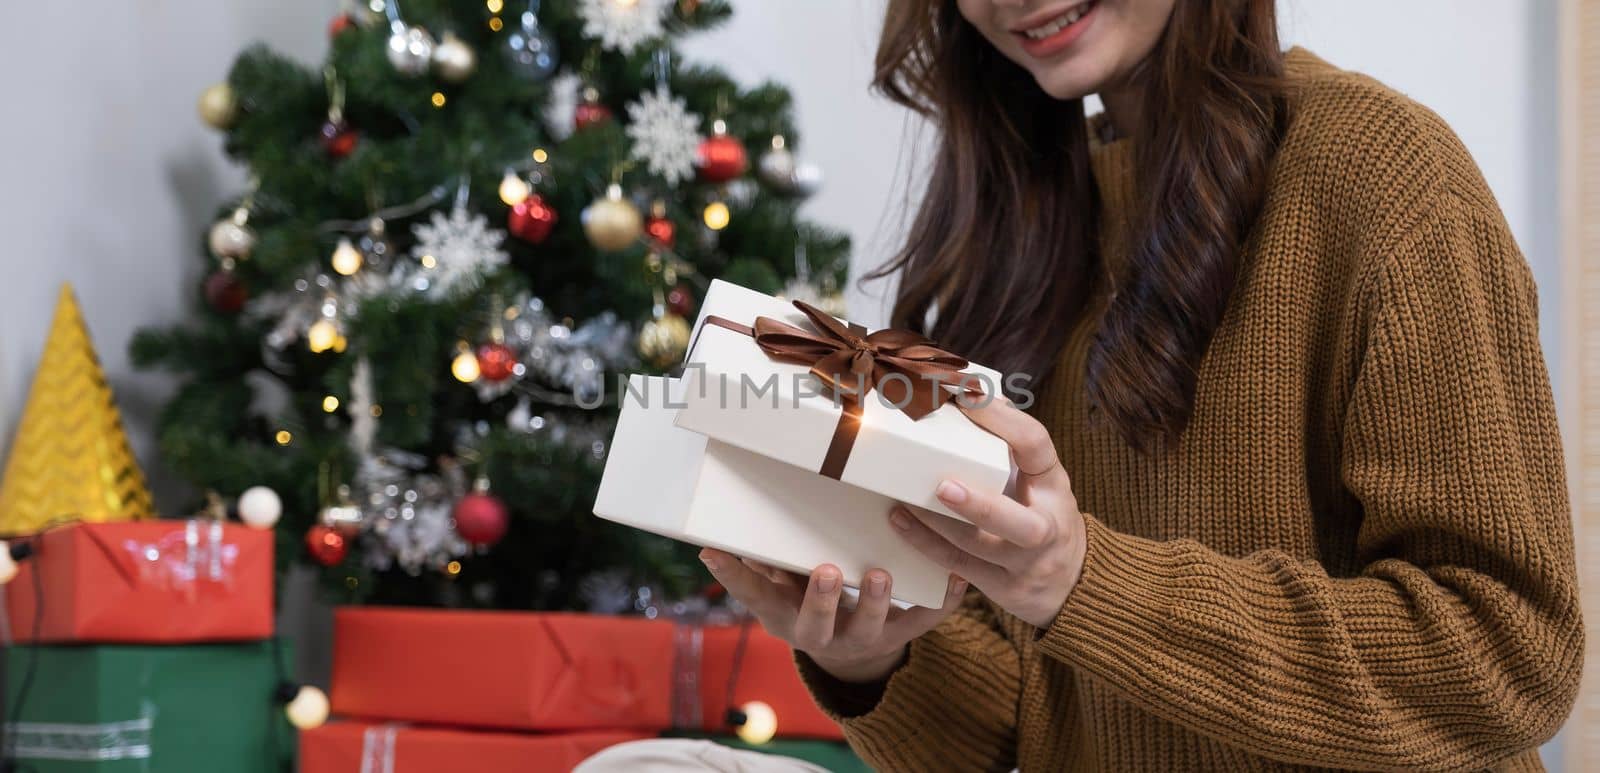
[{"xmin": 714, "ymin": 300, "xmax": 980, "ymax": 421}]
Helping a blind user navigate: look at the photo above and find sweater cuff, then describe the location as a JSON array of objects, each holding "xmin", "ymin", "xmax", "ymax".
[
  {"xmin": 1035, "ymin": 512, "xmax": 1187, "ymax": 680},
  {"xmin": 792, "ymin": 650, "xmax": 894, "ymax": 718}
]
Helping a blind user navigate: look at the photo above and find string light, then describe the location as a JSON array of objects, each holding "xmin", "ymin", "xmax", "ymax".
[
  {"xmin": 420, "ymin": 254, "xmax": 438, "ymax": 269},
  {"xmin": 281, "ymin": 684, "xmax": 330, "ymax": 730},
  {"xmin": 532, "ymin": 148, "xmax": 549, "ymax": 163},
  {"xmin": 275, "ymin": 430, "xmax": 293, "ymax": 446},
  {"xmin": 488, "ymin": 16, "xmax": 504, "ymax": 31},
  {"xmin": 499, "ymin": 171, "xmax": 531, "ymax": 205},
  {"xmin": 703, "ymin": 200, "xmax": 730, "ymax": 231},
  {"xmin": 485, "ymin": 0, "xmax": 503, "ymax": 11},
  {"xmin": 308, "ymin": 319, "xmax": 340, "ymax": 353},
  {"xmin": 445, "ymin": 560, "xmax": 462, "ymax": 576},
  {"xmin": 451, "ymin": 343, "xmax": 481, "ymax": 383},
  {"xmin": 431, "ymin": 92, "xmax": 447, "ymax": 108},
  {"xmin": 330, "ymin": 237, "xmax": 363, "ymax": 276},
  {"xmin": 0, "ymin": 541, "xmax": 36, "ymax": 585},
  {"xmin": 322, "ymin": 395, "xmax": 340, "ymax": 413},
  {"xmin": 735, "ymin": 701, "xmax": 777, "ymax": 744}
]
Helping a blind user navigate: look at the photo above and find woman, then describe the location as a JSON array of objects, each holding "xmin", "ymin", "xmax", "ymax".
[{"xmin": 699, "ymin": 0, "xmax": 1584, "ymax": 770}]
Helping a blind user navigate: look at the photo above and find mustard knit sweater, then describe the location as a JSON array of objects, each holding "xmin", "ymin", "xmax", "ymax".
[{"xmin": 796, "ymin": 48, "xmax": 1582, "ymax": 772}]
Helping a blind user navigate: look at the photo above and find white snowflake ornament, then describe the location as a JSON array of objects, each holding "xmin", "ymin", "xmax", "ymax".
[
  {"xmin": 626, "ymin": 85, "xmax": 701, "ymax": 186},
  {"xmin": 578, "ymin": 0, "xmax": 670, "ymax": 54},
  {"xmin": 409, "ymin": 205, "xmax": 509, "ymax": 298}
]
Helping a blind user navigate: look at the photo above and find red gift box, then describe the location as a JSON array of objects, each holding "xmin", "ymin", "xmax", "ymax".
[
  {"xmin": 700, "ymin": 623, "xmax": 843, "ymax": 741},
  {"xmin": 299, "ymin": 722, "xmax": 649, "ymax": 773},
  {"xmin": 329, "ymin": 608, "xmax": 843, "ymax": 740},
  {"xmin": 331, "ymin": 608, "xmax": 680, "ymax": 731},
  {"xmin": 5, "ymin": 520, "xmax": 274, "ymax": 643}
]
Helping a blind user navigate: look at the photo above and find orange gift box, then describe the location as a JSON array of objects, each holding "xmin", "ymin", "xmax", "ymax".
[
  {"xmin": 5, "ymin": 520, "xmax": 274, "ymax": 643},
  {"xmin": 331, "ymin": 608, "xmax": 681, "ymax": 731},
  {"xmin": 299, "ymin": 722, "xmax": 649, "ymax": 773},
  {"xmin": 699, "ymin": 624, "xmax": 843, "ymax": 741}
]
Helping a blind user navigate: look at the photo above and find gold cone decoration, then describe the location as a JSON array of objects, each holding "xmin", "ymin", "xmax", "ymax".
[{"xmin": 0, "ymin": 285, "xmax": 155, "ymax": 535}]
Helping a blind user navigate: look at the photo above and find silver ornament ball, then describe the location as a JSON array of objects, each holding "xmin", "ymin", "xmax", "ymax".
[
  {"xmin": 789, "ymin": 161, "xmax": 825, "ymax": 199},
  {"xmin": 431, "ymin": 32, "xmax": 477, "ymax": 83},
  {"xmin": 504, "ymin": 17, "xmax": 559, "ymax": 82},
  {"xmin": 386, "ymin": 23, "xmax": 436, "ymax": 77},
  {"xmin": 208, "ymin": 218, "xmax": 256, "ymax": 259},
  {"xmin": 758, "ymin": 146, "xmax": 797, "ymax": 189}
]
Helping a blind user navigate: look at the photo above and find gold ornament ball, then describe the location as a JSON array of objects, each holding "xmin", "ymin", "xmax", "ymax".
[
  {"xmin": 197, "ymin": 82, "xmax": 238, "ymax": 129},
  {"xmin": 702, "ymin": 200, "xmax": 731, "ymax": 231},
  {"xmin": 582, "ymin": 186, "xmax": 643, "ymax": 252},
  {"xmin": 208, "ymin": 217, "xmax": 256, "ymax": 259},
  {"xmin": 432, "ymin": 32, "xmax": 478, "ymax": 83},
  {"xmin": 637, "ymin": 313, "xmax": 690, "ymax": 367}
]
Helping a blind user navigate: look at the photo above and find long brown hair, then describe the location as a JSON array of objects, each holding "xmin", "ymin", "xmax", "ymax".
[{"xmin": 870, "ymin": 0, "xmax": 1285, "ymax": 449}]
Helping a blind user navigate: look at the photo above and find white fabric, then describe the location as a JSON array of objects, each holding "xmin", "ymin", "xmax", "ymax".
[{"xmin": 574, "ymin": 739, "xmax": 833, "ymax": 773}]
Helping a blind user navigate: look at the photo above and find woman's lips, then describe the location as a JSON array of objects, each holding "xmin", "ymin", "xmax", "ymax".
[{"xmin": 1013, "ymin": 0, "xmax": 1099, "ymax": 59}]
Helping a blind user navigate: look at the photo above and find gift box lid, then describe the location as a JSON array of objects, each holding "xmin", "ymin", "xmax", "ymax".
[{"xmin": 674, "ymin": 279, "xmax": 1012, "ymax": 522}]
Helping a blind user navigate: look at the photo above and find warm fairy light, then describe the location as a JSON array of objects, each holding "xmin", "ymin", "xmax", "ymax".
[
  {"xmin": 485, "ymin": 0, "xmax": 503, "ymax": 12},
  {"xmin": 420, "ymin": 254, "xmax": 438, "ymax": 269},
  {"xmin": 322, "ymin": 395, "xmax": 340, "ymax": 413},
  {"xmin": 445, "ymin": 560, "xmax": 462, "ymax": 575},
  {"xmin": 285, "ymin": 686, "xmax": 330, "ymax": 730},
  {"xmin": 307, "ymin": 319, "xmax": 340, "ymax": 353},
  {"xmin": 499, "ymin": 171, "xmax": 531, "ymax": 205},
  {"xmin": 488, "ymin": 16, "xmax": 504, "ymax": 31},
  {"xmin": 532, "ymin": 147, "xmax": 549, "ymax": 163},
  {"xmin": 431, "ymin": 92, "xmax": 447, "ymax": 108},
  {"xmin": 370, "ymin": 405, "xmax": 383, "ymax": 417},
  {"xmin": 736, "ymin": 701, "xmax": 777, "ymax": 744},
  {"xmin": 703, "ymin": 200, "xmax": 730, "ymax": 230},
  {"xmin": 275, "ymin": 430, "xmax": 293, "ymax": 446},
  {"xmin": 452, "ymin": 348, "xmax": 481, "ymax": 383},
  {"xmin": 331, "ymin": 237, "xmax": 363, "ymax": 276}
]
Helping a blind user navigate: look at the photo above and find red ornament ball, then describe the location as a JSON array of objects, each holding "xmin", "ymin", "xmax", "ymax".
[
  {"xmin": 203, "ymin": 269, "xmax": 248, "ymax": 314},
  {"xmin": 453, "ymin": 492, "xmax": 509, "ymax": 546},
  {"xmin": 327, "ymin": 13, "xmax": 355, "ymax": 38},
  {"xmin": 645, "ymin": 215, "xmax": 675, "ymax": 249},
  {"xmin": 507, "ymin": 194, "xmax": 558, "ymax": 244},
  {"xmin": 320, "ymin": 119, "xmax": 359, "ymax": 159},
  {"xmin": 666, "ymin": 284, "xmax": 695, "ymax": 317},
  {"xmin": 695, "ymin": 134, "xmax": 749, "ymax": 183},
  {"xmin": 574, "ymin": 101, "xmax": 613, "ymax": 131},
  {"xmin": 475, "ymin": 342, "xmax": 518, "ymax": 382},
  {"xmin": 305, "ymin": 525, "xmax": 348, "ymax": 566}
]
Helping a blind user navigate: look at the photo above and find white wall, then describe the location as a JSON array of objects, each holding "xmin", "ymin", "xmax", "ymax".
[{"xmin": 0, "ymin": 0, "xmax": 338, "ymax": 503}]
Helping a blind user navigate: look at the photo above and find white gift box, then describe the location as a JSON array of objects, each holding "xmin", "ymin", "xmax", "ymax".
[
  {"xmin": 673, "ymin": 280, "xmax": 1012, "ymax": 523},
  {"xmin": 593, "ymin": 375, "xmax": 951, "ymax": 609}
]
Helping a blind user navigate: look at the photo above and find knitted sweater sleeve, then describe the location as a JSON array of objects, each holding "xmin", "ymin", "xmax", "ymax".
[
  {"xmin": 795, "ymin": 591, "xmax": 1021, "ymax": 772},
  {"xmin": 1034, "ymin": 191, "xmax": 1583, "ymax": 769}
]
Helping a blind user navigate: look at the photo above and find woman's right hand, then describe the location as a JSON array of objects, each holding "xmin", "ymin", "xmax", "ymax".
[{"xmin": 699, "ymin": 546, "xmax": 968, "ymax": 684}]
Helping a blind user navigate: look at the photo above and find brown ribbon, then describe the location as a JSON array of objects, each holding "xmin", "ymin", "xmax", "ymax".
[{"xmin": 703, "ymin": 300, "xmax": 981, "ymax": 480}]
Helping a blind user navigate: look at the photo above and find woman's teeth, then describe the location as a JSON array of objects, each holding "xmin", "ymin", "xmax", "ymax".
[{"xmin": 1024, "ymin": 3, "xmax": 1092, "ymax": 40}]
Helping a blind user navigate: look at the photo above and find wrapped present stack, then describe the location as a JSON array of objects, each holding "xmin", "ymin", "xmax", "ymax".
[
  {"xmin": 304, "ymin": 606, "xmax": 867, "ymax": 772},
  {"xmin": 0, "ymin": 286, "xmax": 303, "ymax": 772}
]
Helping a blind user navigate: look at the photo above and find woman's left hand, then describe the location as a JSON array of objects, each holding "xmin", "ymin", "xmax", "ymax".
[{"xmin": 890, "ymin": 397, "xmax": 1088, "ymax": 629}]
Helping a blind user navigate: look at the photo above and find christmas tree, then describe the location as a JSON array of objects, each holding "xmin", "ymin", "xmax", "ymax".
[{"xmin": 132, "ymin": 0, "xmax": 848, "ymax": 610}]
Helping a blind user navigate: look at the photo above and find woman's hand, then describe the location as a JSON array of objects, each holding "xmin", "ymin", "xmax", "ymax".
[
  {"xmin": 890, "ymin": 397, "xmax": 1088, "ymax": 629},
  {"xmin": 699, "ymin": 550, "xmax": 968, "ymax": 684}
]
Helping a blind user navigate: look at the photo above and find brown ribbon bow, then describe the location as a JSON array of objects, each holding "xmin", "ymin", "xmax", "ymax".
[{"xmin": 704, "ymin": 300, "xmax": 982, "ymax": 480}]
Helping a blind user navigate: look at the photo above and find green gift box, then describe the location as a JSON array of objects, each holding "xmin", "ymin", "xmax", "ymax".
[{"xmin": 3, "ymin": 641, "xmax": 294, "ymax": 772}]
